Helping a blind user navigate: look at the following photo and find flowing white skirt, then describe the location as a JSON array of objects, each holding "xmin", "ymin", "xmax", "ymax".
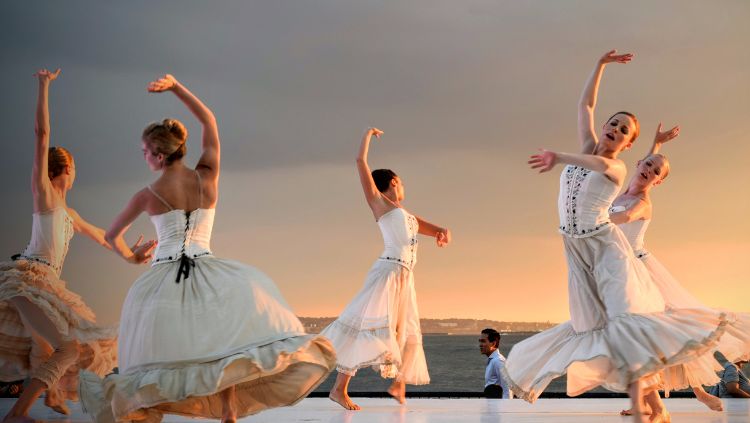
[
  {"xmin": 321, "ymin": 260, "xmax": 429, "ymax": 385},
  {"xmin": 503, "ymin": 226, "xmax": 732, "ymax": 402},
  {"xmin": 637, "ymin": 251, "xmax": 750, "ymax": 392},
  {"xmin": 0, "ymin": 260, "xmax": 117, "ymax": 401},
  {"xmin": 79, "ymin": 257, "xmax": 336, "ymax": 422}
]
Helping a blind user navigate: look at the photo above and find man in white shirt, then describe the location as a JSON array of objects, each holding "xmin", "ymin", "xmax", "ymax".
[{"xmin": 479, "ymin": 328, "xmax": 512, "ymax": 399}]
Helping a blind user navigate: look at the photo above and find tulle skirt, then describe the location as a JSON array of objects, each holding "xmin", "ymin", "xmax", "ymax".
[
  {"xmin": 637, "ymin": 250, "xmax": 750, "ymax": 392},
  {"xmin": 0, "ymin": 259, "xmax": 117, "ymax": 401},
  {"xmin": 321, "ymin": 260, "xmax": 429, "ymax": 385},
  {"xmin": 503, "ymin": 226, "xmax": 732, "ymax": 402},
  {"xmin": 79, "ymin": 257, "xmax": 336, "ymax": 422}
]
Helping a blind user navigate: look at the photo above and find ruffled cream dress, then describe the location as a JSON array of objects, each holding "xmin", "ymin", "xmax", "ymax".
[
  {"xmin": 0, "ymin": 208, "xmax": 117, "ymax": 401},
  {"xmin": 80, "ymin": 182, "xmax": 335, "ymax": 422},
  {"xmin": 321, "ymin": 208, "xmax": 429, "ymax": 385},
  {"xmin": 503, "ymin": 165, "xmax": 734, "ymax": 402}
]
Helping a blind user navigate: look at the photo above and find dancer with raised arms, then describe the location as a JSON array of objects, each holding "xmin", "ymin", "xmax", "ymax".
[
  {"xmin": 506, "ymin": 50, "xmax": 732, "ymax": 423},
  {"xmin": 1, "ymin": 69, "xmax": 123, "ymax": 423},
  {"xmin": 322, "ymin": 127, "xmax": 451, "ymax": 410},
  {"xmin": 80, "ymin": 74, "xmax": 335, "ymax": 423}
]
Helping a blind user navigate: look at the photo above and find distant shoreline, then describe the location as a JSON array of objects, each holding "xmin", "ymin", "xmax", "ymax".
[{"xmin": 299, "ymin": 317, "xmax": 557, "ymax": 335}]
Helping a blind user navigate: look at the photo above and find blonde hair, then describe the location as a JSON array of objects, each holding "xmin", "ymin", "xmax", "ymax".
[
  {"xmin": 142, "ymin": 118, "xmax": 187, "ymax": 165},
  {"xmin": 646, "ymin": 153, "xmax": 670, "ymax": 180},
  {"xmin": 48, "ymin": 146, "xmax": 73, "ymax": 179}
]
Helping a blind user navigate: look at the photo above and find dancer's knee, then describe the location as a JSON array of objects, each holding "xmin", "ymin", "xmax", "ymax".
[{"xmin": 31, "ymin": 339, "xmax": 79, "ymax": 387}]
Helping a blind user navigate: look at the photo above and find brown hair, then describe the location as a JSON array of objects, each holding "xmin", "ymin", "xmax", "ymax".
[
  {"xmin": 48, "ymin": 146, "xmax": 73, "ymax": 179},
  {"xmin": 607, "ymin": 111, "xmax": 640, "ymax": 143},
  {"xmin": 142, "ymin": 118, "xmax": 188, "ymax": 165}
]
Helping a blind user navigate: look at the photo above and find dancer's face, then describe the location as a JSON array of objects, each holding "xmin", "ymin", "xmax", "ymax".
[
  {"xmin": 142, "ymin": 140, "xmax": 164, "ymax": 171},
  {"xmin": 478, "ymin": 334, "xmax": 497, "ymax": 356},
  {"xmin": 634, "ymin": 156, "xmax": 667, "ymax": 189},
  {"xmin": 66, "ymin": 159, "xmax": 76, "ymax": 189},
  {"xmin": 393, "ymin": 176, "xmax": 405, "ymax": 201},
  {"xmin": 601, "ymin": 114, "xmax": 637, "ymax": 153}
]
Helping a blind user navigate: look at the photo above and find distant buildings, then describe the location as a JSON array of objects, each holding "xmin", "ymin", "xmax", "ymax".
[{"xmin": 299, "ymin": 317, "xmax": 556, "ymax": 334}]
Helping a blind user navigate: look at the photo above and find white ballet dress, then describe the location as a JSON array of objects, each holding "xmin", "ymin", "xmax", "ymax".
[
  {"xmin": 0, "ymin": 207, "xmax": 117, "ymax": 400},
  {"xmin": 614, "ymin": 206, "xmax": 750, "ymax": 392},
  {"xmin": 79, "ymin": 181, "xmax": 336, "ymax": 422},
  {"xmin": 502, "ymin": 165, "xmax": 733, "ymax": 402},
  {"xmin": 320, "ymin": 207, "xmax": 429, "ymax": 385}
]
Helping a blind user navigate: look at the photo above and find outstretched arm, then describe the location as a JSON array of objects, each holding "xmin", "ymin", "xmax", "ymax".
[
  {"xmin": 529, "ymin": 149, "xmax": 626, "ymax": 185},
  {"xmin": 148, "ymin": 75, "xmax": 220, "ymax": 181},
  {"xmin": 356, "ymin": 127, "xmax": 390, "ymax": 217},
  {"xmin": 647, "ymin": 123, "xmax": 680, "ymax": 156},
  {"xmin": 414, "ymin": 216, "xmax": 451, "ymax": 247},
  {"xmin": 31, "ymin": 68, "xmax": 61, "ymax": 209},
  {"xmin": 66, "ymin": 208, "xmax": 111, "ymax": 250},
  {"xmin": 578, "ymin": 50, "xmax": 633, "ymax": 154},
  {"xmin": 609, "ymin": 199, "xmax": 650, "ymax": 224},
  {"xmin": 104, "ymin": 190, "xmax": 157, "ymax": 264}
]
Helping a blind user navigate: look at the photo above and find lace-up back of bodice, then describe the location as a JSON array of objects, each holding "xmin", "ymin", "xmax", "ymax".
[
  {"xmin": 19, "ymin": 208, "xmax": 74, "ymax": 277},
  {"xmin": 558, "ymin": 165, "xmax": 620, "ymax": 238},
  {"xmin": 377, "ymin": 208, "xmax": 419, "ymax": 270}
]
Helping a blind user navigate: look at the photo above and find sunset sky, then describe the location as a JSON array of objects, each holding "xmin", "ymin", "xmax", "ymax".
[{"xmin": 1, "ymin": 1, "xmax": 748, "ymax": 325}]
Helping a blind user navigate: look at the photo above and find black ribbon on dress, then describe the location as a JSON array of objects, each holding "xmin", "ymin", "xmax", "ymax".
[{"xmin": 175, "ymin": 254, "xmax": 195, "ymax": 283}]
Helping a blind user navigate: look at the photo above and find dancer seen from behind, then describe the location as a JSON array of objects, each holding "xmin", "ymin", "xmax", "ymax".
[
  {"xmin": 1, "ymin": 69, "xmax": 126, "ymax": 423},
  {"xmin": 507, "ymin": 50, "xmax": 733, "ymax": 423},
  {"xmin": 321, "ymin": 127, "xmax": 451, "ymax": 410},
  {"xmin": 79, "ymin": 74, "xmax": 335, "ymax": 423},
  {"xmin": 610, "ymin": 124, "xmax": 750, "ymax": 416}
]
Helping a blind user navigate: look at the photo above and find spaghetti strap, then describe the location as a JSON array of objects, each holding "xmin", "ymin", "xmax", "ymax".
[
  {"xmin": 147, "ymin": 185, "xmax": 174, "ymax": 211},
  {"xmin": 195, "ymin": 171, "xmax": 203, "ymax": 208}
]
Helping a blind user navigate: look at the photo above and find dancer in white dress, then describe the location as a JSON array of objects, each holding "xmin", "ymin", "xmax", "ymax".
[
  {"xmin": 0, "ymin": 69, "xmax": 126, "ymax": 423},
  {"xmin": 321, "ymin": 127, "xmax": 451, "ymax": 410},
  {"xmin": 610, "ymin": 125, "xmax": 750, "ymax": 416},
  {"xmin": 79, "ymin": 74, "xmax": 336, "ymax": 423},
  {"xmin": 512, "ymin": 50, "xmax": 733, "ymax": 423}
]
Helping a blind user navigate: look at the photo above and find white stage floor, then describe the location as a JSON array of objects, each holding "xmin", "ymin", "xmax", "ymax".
[{"xmin": 2, "ymin": 397, "xmax": 749, "ymax": 422}]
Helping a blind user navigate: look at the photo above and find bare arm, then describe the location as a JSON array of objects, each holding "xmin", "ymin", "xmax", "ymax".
[
  {"xmin": 147, "ymin": 75, "xmax": 220, "ymax": 183},
  {"xmin": 647, "ymin": 123, "xmax": 680, "ymax": 156},
  {"xmin": 609, "ymin": 199, "xmax": 650, "ymax": 224},
  {"xmin": 414, "ymin": 216, "xmax": 451, "ymax": 247},
  {"xmin": 31, "ymin": 69, "xmax": 61, "ymax": 211},
  {"xmin": 578, "ymin": 51, "xmax": 633, "ymax": 154},
  {"xmin": 529, "ymin": 149, "xmax": 626, "ymax": 185},
  {"xmin": 356, "ymin": 127, "xmax": 390, "ymax": 218},
  {"xmin": 104, "ymin": 190, "xmax": 157, "ymax": 264},
  {"xmin": 66, "ymin": 208, "xmax": 111, "ymax": 250}
]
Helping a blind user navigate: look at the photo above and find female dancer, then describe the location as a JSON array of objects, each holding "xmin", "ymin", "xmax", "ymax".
[
  {"xmin": 79, "ymin": 74, "xmax": 335, "ymax": 423},
  {"xmin": 611, "ymin": 125, "xmax": 750, "ymax": 415},
  {"xmin": 510, "ymin": 50, "xmax": 731, "ymax": 422},
  {"xmin": 321, "ymin": 127, "xmax": 451, "ymax": 410},
  {"xmin": 0, "ymin": 69, "xmax": 125, "ymax": 422}
]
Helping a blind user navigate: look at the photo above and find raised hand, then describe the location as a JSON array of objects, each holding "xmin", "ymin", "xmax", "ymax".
[
  {"xmin": 653, "ymin": 123, "xmax": 680, "ymax": 145},
  {"xmin": 129, "ymin": 235, "xmax": 157, "ymax": 265},
  {"xmin": 147, "ymin": 74, "xmax": 178, "ymax": 93},
  {"xmin": 367, "ymin": 127, "xmax": 384, "ymax": 139},
  {"xmin": 528, "ymin": 149, "xmax": 558, "ymax": 173},
  {"xmin": 436, "ymin": 229, "xmax": 451, "ymax": 247},
  {"xmin": 34, "ymin": 68, "xmax": 61, "ymax": 84},
  {"xmin": 598, "ymin": 49, "xmax": 633, "ymax": 65}
]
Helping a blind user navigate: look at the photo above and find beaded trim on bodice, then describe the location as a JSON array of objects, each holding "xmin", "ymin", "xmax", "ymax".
[
  {"xmin": 14, "ymin": 208, "xmax": 74, "ymax": 277},
  {"xmin": 558, "ymin": 165, "xmax": 618, "ymax": 238},
  {"xmin": 377, "ymin": 208, "xmax": 419, "ymax": 270}
]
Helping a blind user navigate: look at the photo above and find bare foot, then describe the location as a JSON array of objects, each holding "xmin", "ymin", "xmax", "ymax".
[
  {"xmin": 695, "ymin": 391, "xmax": 723, "ymax": 412},
  {"xmin": 649, "ymin": 409, "xmax": 671, "ymax": 423},
  {"xmin": 329, "ymin": 391, "xmax": 361, "ymax": 411},
  {"xmin": 44, "ymin": 390, "xmax": 70, "ymax": 415},
  {"xmin": 387, "ymin": 383, "xmax": 406, "ymax": 405},
  {"xmin": 621, "ymin": 406, "xmax": 652, "ymax": 416}
]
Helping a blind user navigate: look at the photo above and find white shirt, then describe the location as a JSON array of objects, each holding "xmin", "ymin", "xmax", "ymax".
[{"xmin": 485, "ymin": 349, "xmax": 512, "ymax": 399}]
